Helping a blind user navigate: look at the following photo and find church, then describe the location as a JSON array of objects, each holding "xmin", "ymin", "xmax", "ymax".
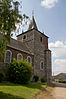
[{"xmin": 0, "ymin": 16, "xmax": 52, "ymax": 82}]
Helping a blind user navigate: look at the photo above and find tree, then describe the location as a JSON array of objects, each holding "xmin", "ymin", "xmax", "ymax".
[{"xmin": 0, "ymin": 0, "xmax": 29, "ymax": 57}]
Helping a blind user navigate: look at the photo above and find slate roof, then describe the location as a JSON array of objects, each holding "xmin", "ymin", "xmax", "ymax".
[
  {"xmin": 0, "ymin": 34, "xmax": 33, "ymax": 55},
  {"xmin": 7, "ymin": 38, "xmax": 33, "ymax": 55}
]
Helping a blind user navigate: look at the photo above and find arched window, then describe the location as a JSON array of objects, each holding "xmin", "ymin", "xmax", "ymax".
[
  {"xmin": 27, "ymin": 56, "xmax": 31, "ymax": 63},
  {"xmin": 40, "ymin": 36, "xmax": 42, "ymax": 42},
  {"xmin": 5, "ymin": 50, "xmax": 12, "ymax": 63},
  {"xmin": 40, "ymin": 61, "xmax": 44, "ymax": 70},
  {"xmin": 17, "ymin": 53, "xmax": 22, "ymax": 60},
  {"xmin": 23, "ymin": 35, "xmax": 27, "ymax": 39}
]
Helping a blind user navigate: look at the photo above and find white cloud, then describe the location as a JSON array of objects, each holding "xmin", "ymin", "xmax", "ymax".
[
  {"xmin": 49, "ymin": 41, "xmax": 66, "ymax": 75},
  {"xmin": 41, "ymin": 0, "xmax": 58, "ymax": 8},
  {"xmin": 54, "ymin": 59, "xmax": 66, "ymax": 75},
  {"xmin": 49, "ymin": 41, "xmax": 66, "ymax": 57}
]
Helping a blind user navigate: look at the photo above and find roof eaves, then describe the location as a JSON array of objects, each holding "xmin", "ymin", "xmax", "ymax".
[
  {"xmin": 7, "ymin": 38, "xmax": 34, "ymax": 55},
  {"xmin": 7, "ymin": 44, "xmax": 34, "ymax": 55}
]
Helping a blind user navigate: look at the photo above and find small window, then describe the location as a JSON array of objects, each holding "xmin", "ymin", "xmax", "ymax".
[
  {"xmin": 40, "ymin": 61, "xmax": 44, "ymax": 70},
  {"xmin": 40, "ymin": 36, "xmax": 42, "ymax": 42},
  {"xmin": 27, "ymin": 56, "xmax": 31, "ymax": 63},
  {"xmin": 5, "ymin": 50, "xmax": 12, "ymax": 63},
  {"xmin": 17, "ymin": 53, "xmax": 22, "ymax": 60},
  {"xmin": 23, "ymin": 35, "xmax": 26, "ymax": 39}
]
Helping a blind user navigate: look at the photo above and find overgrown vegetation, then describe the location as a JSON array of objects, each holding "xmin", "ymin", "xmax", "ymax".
[
  {"xmin": 7, "ymin": 59, "xmax": 33, "ymax": 84},
  {"xmin": 33, "ymin": 75, "xmax": 39, "ymax": 82},
  {"xmin": 41, "ymin": 77, "xmax": 47, "ymax": 83},
  {"xmin": 59, "ymin": 79, "xmax": 66, "ymax": 83}
]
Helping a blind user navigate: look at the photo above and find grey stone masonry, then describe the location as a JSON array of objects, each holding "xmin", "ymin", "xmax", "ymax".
[
  {"xmin": 17, "ymin": 17, "xmax": 52, "ymax": 82},
  {"xmin": 45, "ymin": 50, "xmax": 52, "ymax": 82},
  {"xmin": 0, "ymin": 62, "xmax": 7, "ymax": 74}
]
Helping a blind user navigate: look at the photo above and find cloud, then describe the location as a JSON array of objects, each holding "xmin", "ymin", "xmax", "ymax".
[
  {"xmin": 54, "ymin": 59, "xmax": 66, "ymax": 75},
  {"xmin": 49, "ymin": 41, "xmax": 66, "ymax": 75},
  {"xmin": 41, "ymin": 0, "xmax": 58, "ymax": 8},
  {"xmin": 49, "ymin": 41, "xmax": 66, "ymax": 57}
]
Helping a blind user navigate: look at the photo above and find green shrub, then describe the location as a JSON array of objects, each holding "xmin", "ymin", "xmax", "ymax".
[
  {"xmin": 0, "ymin": 72, "xmax": 4, "ymax": 82},
  {"xmin": 7, "ymin": 58, "xmax": 33, "ymax": 84},
  {"xmin": 33, "ymin": 75, "xmax": 39, "ymax": 82},
  {"xmin": 41, "ymin": 77, "xmax": 47, "ymax": 83},
  {"xmin": 59, "ymin": 79, "xmax": 66, "ymax": 83}
]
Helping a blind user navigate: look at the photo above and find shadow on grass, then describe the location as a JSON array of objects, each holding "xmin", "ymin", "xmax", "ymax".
[
  {"xmin": 24, "ymin": 82, "xmax": 47, "ymax": 90},
  {"xmin": 0, "ymin": 91, "xmax": 25, "ymax": 99},
  {"xmin": 0, "ymin": 81, "xmax": 47, "ymax": 90}
]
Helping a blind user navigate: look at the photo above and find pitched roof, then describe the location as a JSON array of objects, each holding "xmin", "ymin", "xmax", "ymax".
[{"xmin": 7, "ymin": 38, "xmax": 33, "ymax": 55}]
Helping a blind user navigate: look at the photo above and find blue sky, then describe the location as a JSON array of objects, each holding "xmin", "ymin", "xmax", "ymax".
[
  {"xmin": 16, "ymin": 0, "xmax": 66, "ymax": 75},
  {"xmin": 21, "ymin": 0, "xmax": 66, "ymax": 42}
]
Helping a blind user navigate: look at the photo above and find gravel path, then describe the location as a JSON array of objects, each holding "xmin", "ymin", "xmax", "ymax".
[{"xmin": 36, "ymin": 87, "xmax": 66, "ymax": 99}]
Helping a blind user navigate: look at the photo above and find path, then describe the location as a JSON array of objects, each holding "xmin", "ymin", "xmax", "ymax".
[{"xmin": 36, "ymin": 87, "xmax": 66, "ymax": 99}]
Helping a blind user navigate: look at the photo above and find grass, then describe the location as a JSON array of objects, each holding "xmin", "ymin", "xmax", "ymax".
[{"xmin": 0, "ymin": 82, "xmax": 47, "ymax": 99}]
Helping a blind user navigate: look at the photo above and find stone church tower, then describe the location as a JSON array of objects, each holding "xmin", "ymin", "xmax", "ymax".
[{"xmin": 17, "ymin": 16, "xmax": 52, "ymax": 82}]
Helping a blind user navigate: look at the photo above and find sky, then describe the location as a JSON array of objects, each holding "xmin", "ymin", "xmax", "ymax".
[{"xmin": 15, "ymin": 0, "xmax": 66, "ymax": 75}]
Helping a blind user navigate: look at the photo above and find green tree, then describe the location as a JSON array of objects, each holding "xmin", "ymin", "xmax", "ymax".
[{"xmin": 0, "ymin": 0, "xmax": 29, "ymax": 57}]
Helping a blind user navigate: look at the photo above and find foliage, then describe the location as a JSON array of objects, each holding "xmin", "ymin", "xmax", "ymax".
[
  {"xmin": 59, "ymin": 79, "xmax": 66, "ymax": 83},
  {"xmin": 41, "ymin": 77, "xmax": 47, "ymax": 83},
  {"xmin": 33, "ymin": 75, "xmax": 39, "ymax": 82},
  {"xmin": 0, "ymin": 72, "xmax": 4, "ymax": 82},
  {"xmin": 0, "ymin": 0, "xmax": 29, "ymax": 57},
  {"xmin": 0, "ymin": 82, "xmax": 46, "ymax": 99},
  {"xmin": 0, "ymin": 37, "xmax": 6, "ymax": 57},
  {"xmin": 7, "ymin": 58, "xmax": 33, "ymax": 84}
]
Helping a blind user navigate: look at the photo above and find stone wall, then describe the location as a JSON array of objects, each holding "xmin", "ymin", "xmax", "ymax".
[
  {"xmin": 17, "ymin": 29, "xmax": 52, "ymax": 81},
  {"xmin": 17, "ymin": 30, "xmax": 34, "ymax": 53},
  {"xmin": 6, "ymin": 46, "xmax": 34, "ymax": 66},
  {"xmin": 0, "ymin": 46, "xmax": 34, "ymax": 66},
  {"xmin": 0, "ymin": 62, "xmax": 7, "ymax": 72},
  {"xmin": 0, "ymin": 62, "xmax": 7, "ymax": 79},
  {"xmin": 45, "ymin": 50, "xmax": 52, "ymax": 82},
  {"xmin": 34, "ymin": 30, "xmax": 46, "ymax": 79}
]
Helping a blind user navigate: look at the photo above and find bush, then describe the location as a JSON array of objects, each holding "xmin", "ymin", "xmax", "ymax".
[
  {"xmin": 0, "ymin": 72, "xmax": 4, "ymax": 82},
  {"xmin": 59, "ymin": 79, "xmax": 66, "ymax": 83},
  {"xmin": 33, "ymin": 75, "xmax": 39, "ymax": 82},
  {"xmin": 7, "ymin": 59, "xmax": 33, "ymax": 84},
  {"xmin": 41, "ymin": 77, "xmax": 47, "ymax": 83}
]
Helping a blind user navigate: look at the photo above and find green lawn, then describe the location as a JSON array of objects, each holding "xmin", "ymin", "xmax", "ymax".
[{"xmin": 0, "ymin": 82, "xmax": 47, "ymax": 99}]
